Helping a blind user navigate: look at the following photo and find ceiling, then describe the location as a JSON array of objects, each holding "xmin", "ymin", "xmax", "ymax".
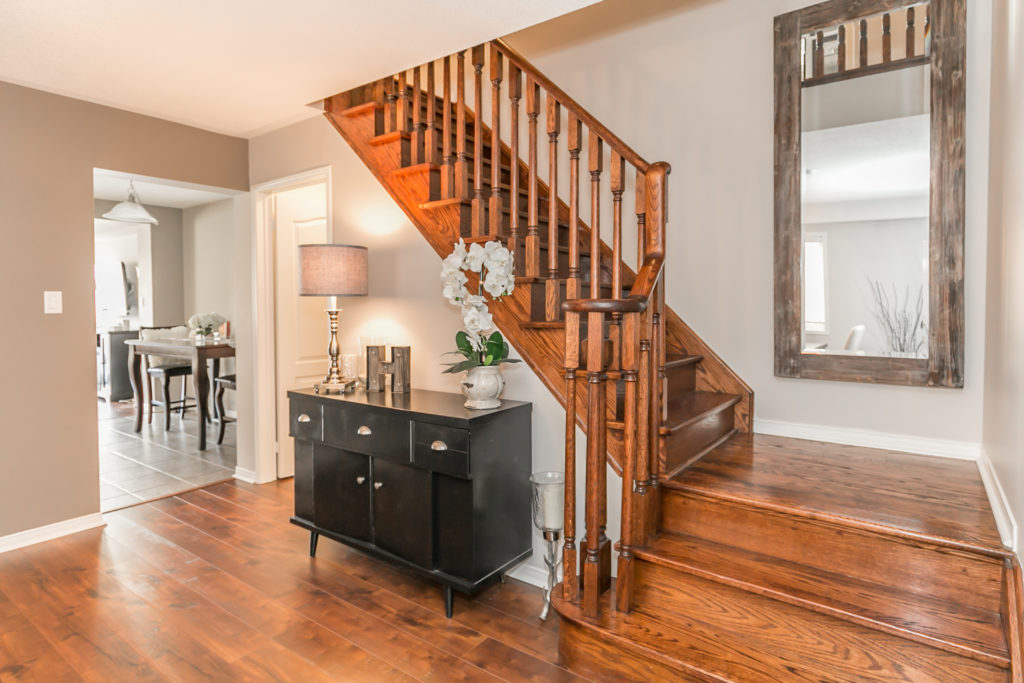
[
  {"xmin": 94, "ymin": 168, "xmax": 240, "ymax": 209},
  {"xmin": 802, "ymin": 114, "xmax": 930, "ymax": 205},
  {"xmin": 0, "ymin": 0, "xmax": 598, "ymax": 138}
]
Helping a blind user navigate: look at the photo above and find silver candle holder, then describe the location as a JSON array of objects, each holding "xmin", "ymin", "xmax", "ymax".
[{"xmin": 530, "ymin": 471, "xmax": 565, "ymax": 620}]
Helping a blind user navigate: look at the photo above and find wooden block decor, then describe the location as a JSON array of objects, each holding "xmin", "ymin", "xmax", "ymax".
[{"xmin": 366, "ymin": 345, "xmax": 412, "ymax": 393}]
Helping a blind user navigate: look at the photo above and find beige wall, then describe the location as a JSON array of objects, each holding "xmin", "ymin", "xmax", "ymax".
[
  {"xmin": 0, "ymin": 81, "xmax": 247, "ymax": 537},
  {"xmin": 506, "ymin": 0, "xmax": 993, "ymax": 445},
  {"xmin": 983, "ymin": 0, "xmax": 1024, "ymax": 550}
]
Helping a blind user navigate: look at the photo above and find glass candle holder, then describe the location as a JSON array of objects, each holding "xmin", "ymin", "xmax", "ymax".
[
  {"xmin": 530, "ymin": 471, "xmax": 564, "ymax": 620},
  {"xmin": 341, "ymin": 353, "xmax": 358, "ymax": 381}
]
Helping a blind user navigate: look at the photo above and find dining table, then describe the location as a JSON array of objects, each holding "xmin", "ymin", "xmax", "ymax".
[{"xmin": 125, "ymin": 338, "xmax": 236, "ymax": 450}]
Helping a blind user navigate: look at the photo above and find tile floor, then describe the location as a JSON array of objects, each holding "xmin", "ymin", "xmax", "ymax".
[{"xmin": 97, "ymin": 399, "xmax": 236, "ymax": 512}]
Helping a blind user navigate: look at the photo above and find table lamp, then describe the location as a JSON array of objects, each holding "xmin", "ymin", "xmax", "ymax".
[{"xmin": 298, "ymin": 244, "xmax": 368, "ymax": 394}]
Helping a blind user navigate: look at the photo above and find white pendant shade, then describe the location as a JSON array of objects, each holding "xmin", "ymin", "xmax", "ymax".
[{"xmin": 102, "ymin": 180, "xmax": 159, "ymax": 225}]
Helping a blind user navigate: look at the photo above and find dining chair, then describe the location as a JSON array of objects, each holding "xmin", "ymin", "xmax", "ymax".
[
  {"xmin": 139, "ymin": 326, "xmax": 196, "ymax": 430},
  {"xmin": 214, "ymin": 374, "xmax": 237, "ymax": 444}
]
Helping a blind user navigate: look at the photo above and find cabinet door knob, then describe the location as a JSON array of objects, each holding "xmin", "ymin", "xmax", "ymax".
[
  {"xmin": 356, "ymin": 476, "xmax": 366, "ymax": 485},
  {"xmin": 297, "ymin": 413, "xmax": 311, "ymax": 423},
  {"xmin": 357, "ymin": 425, "xmax": 372, "ymax": 436},
  {"xmin": 373, "ymin": 481, "xmax": 384, "ymax": 490},
  {"xmin": 430, "ymin": 440, "xmax": 448, "ymax": 451}
]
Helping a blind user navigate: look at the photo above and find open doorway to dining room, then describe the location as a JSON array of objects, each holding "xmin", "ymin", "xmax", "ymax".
[{"xmin": 93, "ymin": 168, "xmax": 247, "ymax": 512}]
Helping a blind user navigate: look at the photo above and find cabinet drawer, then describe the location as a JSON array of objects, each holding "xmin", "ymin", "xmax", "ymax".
[
  {"xmin": 412, "ymin": 422, "xmax": 470, "ymax": 478},
  {"xmin": 289, "ymin": 397, "xmax": 322, "ymax": 440},
  {"xmin": 324, "ymin": 403, "xmax": 409, "ymax": 460}
]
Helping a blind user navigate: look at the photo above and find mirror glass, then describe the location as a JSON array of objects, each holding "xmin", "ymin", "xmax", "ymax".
[{"xmin": 799, "ymin": 3, "xmax": 931, "ymax": 359}]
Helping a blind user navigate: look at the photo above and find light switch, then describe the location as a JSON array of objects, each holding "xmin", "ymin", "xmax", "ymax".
[{"xmin": 43, "ymin": 291, "xmax": 62, "ymax": 314}]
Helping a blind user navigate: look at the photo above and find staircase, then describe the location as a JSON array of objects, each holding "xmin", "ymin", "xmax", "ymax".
[{"xmin": 321, "ymin": 39, "xmax": 1023, "ymax": 682}]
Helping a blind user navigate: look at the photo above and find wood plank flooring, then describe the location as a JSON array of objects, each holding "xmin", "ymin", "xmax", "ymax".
[{"xmin": 0, "ymin": 479, "xmax": 574, "ymax": 682}]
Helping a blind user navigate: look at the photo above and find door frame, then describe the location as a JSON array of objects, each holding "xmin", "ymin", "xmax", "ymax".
[{"xmin": 250, "ymin": 166, "xmax": 332, "ymax": 483}]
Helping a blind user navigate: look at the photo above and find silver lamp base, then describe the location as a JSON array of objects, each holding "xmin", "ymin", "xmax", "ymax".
[
  {"xmin": 314, "ymin": 378, "xmax": 358, "ymax": 395},
  {"xmin": 540, "ymin": 529, "xmax": 562, "ymax": 620}
]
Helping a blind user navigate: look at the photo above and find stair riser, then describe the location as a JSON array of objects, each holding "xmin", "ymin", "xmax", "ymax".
[
  {"xmin": 666, "ymin": 362, "xmax": 697, "ymax": 395},
  {"xmin": 557, "ymin": 618, "xmax": 712, "ymax": 682},
  {"xmin": 660, "ymin": 489, "xmax": 1004, "ymax": 614},
  {"xmin": 661, "ymin": 408, "xmax": 735, "ymax": 476}
]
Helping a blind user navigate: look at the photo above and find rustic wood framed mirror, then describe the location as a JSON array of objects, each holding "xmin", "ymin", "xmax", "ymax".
[{"xmin": 774, "ymin": 0, "xmax": 965, "ymax": 387}]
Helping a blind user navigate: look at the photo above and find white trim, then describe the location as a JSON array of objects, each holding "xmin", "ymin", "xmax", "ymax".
[
  {"xmin": 754, "ymin": 418, "xmax": 981, "ymax": 460},
  {"xmin": 507, "ymin": 559, "xmax": 549, "ymax": 589},
  {"xmin": 978, "ymin": 450, "xmax": 1018, "ymax": 552},
  {"xmin": 250, "ymin": 166, "xmax": 332, "ymax": 484},
  {"xmin": 233, "ymin": 467, "xmax": 258, "ymax": 484},
  {"xmin": 0, "ymin": 513, "xmax": 105, "ymax": 555}
]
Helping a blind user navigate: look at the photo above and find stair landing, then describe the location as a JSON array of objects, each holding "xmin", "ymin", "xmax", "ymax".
[{"xmin": 665, "ymin": 432, "xmax": 1005, "ymax": 553}]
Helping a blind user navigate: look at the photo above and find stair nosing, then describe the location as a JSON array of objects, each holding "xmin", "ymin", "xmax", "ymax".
[
  {"xmin": 660, "ymin": 480, "xmax": 1015, "ymax": 560},
  {"xmin": 665, "ymin": 353, "xmax": 702, "ymax": 369},
  {"xmin": 635, "ymin": 531, "xmax": 1011, "ymax": 668}
]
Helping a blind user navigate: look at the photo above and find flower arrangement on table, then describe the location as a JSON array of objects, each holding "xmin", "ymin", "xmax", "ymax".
[
  {"xmin": 440, "ymin": 239, "xmax": 521, "ymax": 374},
  {"xmin": 187, "ymin": 312, "xmax": 227, "ymax": 338}
]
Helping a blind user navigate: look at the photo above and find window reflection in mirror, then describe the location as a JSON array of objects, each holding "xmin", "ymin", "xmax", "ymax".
[{"xmin": 799, "ymin": 3, "xmax": 931, "ymax": 359}]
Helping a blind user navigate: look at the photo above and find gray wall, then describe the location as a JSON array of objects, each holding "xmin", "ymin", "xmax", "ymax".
[
  {"xmin": 0, "ymin": 80, "xmax": 247, "ymax": 537},
  {"xmin": 982, "ymin": 0, "xmax": 1024, "ymax": 550},
  {"xmin": 506, "ymin": 0, "xmax": 993, "ymax": 443}
]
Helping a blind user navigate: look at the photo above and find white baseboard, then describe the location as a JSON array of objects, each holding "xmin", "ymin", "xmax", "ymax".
[
  {"xmin": 233, "ymin": 467, "xmax": 258, "ymax": 483},
  {"xmin": 754, "ymin": 418, "xmax": 981, "ymax": 460},
  {"xmin": 507, "ymin": 559, "xmax": 550, "ymax": 589},
  {"xmin": 978, "ymin": 451, "xmax": 1018, "ymax": 552},
  {"xmin": 0, "ymin": 513, "xmax": 106, "ymax": 555}
]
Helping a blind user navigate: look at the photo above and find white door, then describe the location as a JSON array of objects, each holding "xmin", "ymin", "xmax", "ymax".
[{"xmin": 274, "ymin": 182, "xmax": 330, "ymax": 478}]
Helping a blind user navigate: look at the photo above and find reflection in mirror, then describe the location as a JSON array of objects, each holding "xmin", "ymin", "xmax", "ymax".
[{"xmin": 799, "ymin": 4, "xmax": 931, "ymax": 359}]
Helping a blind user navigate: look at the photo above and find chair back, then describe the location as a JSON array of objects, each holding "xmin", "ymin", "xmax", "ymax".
[{"xmin": 140, "ymin": 325, "xmax": 191, "ymax": 367}]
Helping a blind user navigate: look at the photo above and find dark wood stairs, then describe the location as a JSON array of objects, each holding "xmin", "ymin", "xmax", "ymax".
[{"xmin": 320, "ymin": 44, "xmax": 1023, "ymax": 682}]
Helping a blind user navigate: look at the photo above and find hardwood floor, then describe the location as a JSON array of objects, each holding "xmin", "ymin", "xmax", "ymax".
[{"xmin": 0, "ymin": 479, "xmax": 574, "ymax": 682}]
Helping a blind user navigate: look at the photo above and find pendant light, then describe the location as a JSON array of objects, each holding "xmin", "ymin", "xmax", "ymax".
[{"xmin": 102, "ymin": 180, "xmax": 159, "ymax": 225}]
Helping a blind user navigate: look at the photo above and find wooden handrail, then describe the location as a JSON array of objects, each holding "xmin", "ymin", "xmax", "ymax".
[{"xmin": 492, "ymin": 39, "xmax": 651, "ymax": 174}]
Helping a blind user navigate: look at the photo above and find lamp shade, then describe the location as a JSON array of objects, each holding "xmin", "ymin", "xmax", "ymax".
[
  {"xmin": 102, "ymin": 180, "xmax": 159, "ymax": 225},
  {"xmin": 299, "ymin": 244, "xmax": 368, "ymax": 296}
]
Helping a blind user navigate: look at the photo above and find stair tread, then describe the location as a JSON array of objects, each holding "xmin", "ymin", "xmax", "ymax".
[
  {"xmin": 665, "ymin": 353, "xmax": 701, "ymax": 369},
  {"xmin": 552, "ymin": 577, "xmax": 1006, "ymax": 682},
  {"xmin": 658, "ymin": 391, "xmax": 741, "ymax": 434},
  {"xmin": 664, "ymin": 433, "xmax": 1009, "ymax": 554},
  {"xmin": 637, "ymin": 530, "xmax": 1010, "ymax": 665}
]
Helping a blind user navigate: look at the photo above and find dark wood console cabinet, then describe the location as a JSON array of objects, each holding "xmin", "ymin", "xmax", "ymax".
[{"xmin": 287, "ymin": 387, "xmax": 532, "ymax": 617}]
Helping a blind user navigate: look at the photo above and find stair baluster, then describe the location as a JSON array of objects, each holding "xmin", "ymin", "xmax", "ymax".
[
  {"xmin": 567, "ymin": 114, "xmax": 582, "ymax": 302},
  {"xmin": 471, "ymin": 45, "xmax": 486, "ymax": 236},
  {"xmin": 425, "ymin": 63, "xmax": 440, "ymax": 166},
  {"xmin": 525, "ymin": 78, "xmax": 541, "ymax": 278},
  {"xmin": 545, "ymin": 95, "xmax": 561, "ymax": 321},
  {"xmin": 412, "ymin": 66, "xmax": 423, "ymax": 164},
  {"xmin": 635, "ymin": 172, "xmax": 656, "ymax": 543},
  {"xmin": 455, "ymin": 51, "xmax": 469, "ymax": 199},
  {"xmin": 441, "ymin": 56, "xmax": 453, "ymax": 198},
  {"xmin": 397, "ymin": 71, "xmax": 411, "ymax": 134},
  {"xmin": 563, "ymin": 320, "xmax": 580, "ymax": 605},
  {"xmin": 508, "ymin": 64, "xmax": 522, "ymax": 258},
  {"xmin": 489, "ymin": 45, "xmax": 504, "ymax": 238},
  {"xmin": 384, "ymin": 76, "xmax": 396, "ymax": 134}
]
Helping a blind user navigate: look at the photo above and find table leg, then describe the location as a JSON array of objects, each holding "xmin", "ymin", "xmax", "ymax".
[
  {"xmin": 193, "ymin": 354, "xmax": 210, "ymax": 450},
  {"xmin": 129, "ymin": 346, "xmax": 143, "ymax": 433}
]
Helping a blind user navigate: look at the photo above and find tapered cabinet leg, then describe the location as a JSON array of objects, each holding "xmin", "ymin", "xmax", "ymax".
[
  {"xmin": 309, "ymin": 531, "xmax": 319, "ymax": 557},
  {"xmin": 444, "ymin": 584, "xmax": 455, "ymax": 618}
]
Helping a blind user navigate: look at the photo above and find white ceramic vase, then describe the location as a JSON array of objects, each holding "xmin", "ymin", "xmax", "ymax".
[{"xmin": 461, "ymin": 365, "xmax": 504, "ymax": 409}]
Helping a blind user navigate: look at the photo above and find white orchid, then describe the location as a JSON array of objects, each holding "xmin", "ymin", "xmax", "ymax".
[
  {"xmin": 188, "ymin": 312, "xmax": 226, "ymax": 335},
  {"xmin": 439, "ymin": 239, "xmax": 521, "ymax": 373}
]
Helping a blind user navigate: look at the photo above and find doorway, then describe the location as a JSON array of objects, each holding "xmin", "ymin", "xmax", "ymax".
[
  {"xmin": 93, "ymin": 169, "xmax": 245, "ymax": 511},
  {"xmin": 251, "ymin": 167, "xmax": 332, "ymax": 483}
]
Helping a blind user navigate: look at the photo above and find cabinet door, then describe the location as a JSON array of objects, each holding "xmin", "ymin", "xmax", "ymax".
[
  {"xmin": 293, "ymin": 439, "xmax": 315, "ymax": 523},
  {"xmin": 313, "ymin": 445, "xmax": 371, "ymax": 542},
  {"xmin": 372, "ymin": 459, "xmax": 432, "ymax": 568}
]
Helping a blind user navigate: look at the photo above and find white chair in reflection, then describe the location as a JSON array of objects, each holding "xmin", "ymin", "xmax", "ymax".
[{"xmin": 844, "ymin": 325, "xmax": 866, "ymax": 354}]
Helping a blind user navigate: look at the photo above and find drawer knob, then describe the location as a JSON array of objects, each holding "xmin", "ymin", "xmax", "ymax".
[
  {"xmin": 357, "ymin": 425, "xmax": 372, "ymax": 436},
  {"xmin": 373, "ymin": 481, "xmax": 384, "ymax": 490},
  {"xmin": 297, "ymin": 413, "xmax": 311, "ymax": 423},
  {"xmin": 430, "ymin": 440, "xmax": 448, "ymax": 451},
  {"xmin": 356, "ymin": 476, "xmax": 366, "ymax": 485}
]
